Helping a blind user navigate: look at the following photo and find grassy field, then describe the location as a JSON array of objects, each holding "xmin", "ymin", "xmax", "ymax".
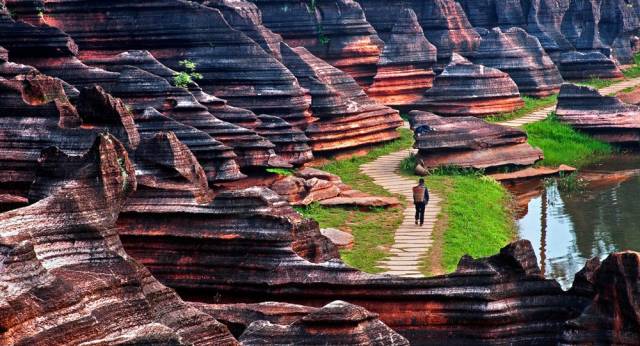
[
  {"xmin": 576, "ymin": 77, "xmax": 615, "ymax": 89},
  {"xmin": 524, "ymin": 114, "xmax": 614, "ymax": 168},
  {"xmin": 485, "ymin": 95, "xmax": 557, "ymax": 123},
  {"xmin": 294, "ymin": 128, "xmax": 413, "ymax": 273}
]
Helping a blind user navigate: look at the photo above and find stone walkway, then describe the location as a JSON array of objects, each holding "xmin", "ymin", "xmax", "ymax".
[
  {"xmin": 360, "ymin": 148, "xmax": 442, "ymax": 278},
  {"xmin": 499, "ymin": 77, "xmax": 640, "ymax": 127}
]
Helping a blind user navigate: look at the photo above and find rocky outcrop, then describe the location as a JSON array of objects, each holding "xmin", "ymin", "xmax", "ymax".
[
  {"xmin": 558, "ymin": 51, "xmax": 624, "ymax": 80},
  {"xmin": 357, "ymin": 0, "xmax": 481, "ymax": 65},
  {"xmin": 239, "ymin": 301, "xmax": 410, "ymax": 345},
  {"xmin": 409, "ymin": 111, "xmax": 543, "ymax": 170},
  {"xmin": 254, "ymin": 0, "xmax": 384, "ymax": 86},
  {"xmin": 560, "ymin": 252, "xmax": 640, "ymax": 344},
  {"xmin": 366, "ymin": 8, "xmax": 437, "ymax": 108},
  {"xmin": 473, "ymin": 27, "xmax": 563, "ymax": 97},
  {"xmin": 556, "ymin": 83, "xmax": 640, "ymax": 144},
  {"xmin": 28, "ymin": 0, "xmax": 314, "ymax": 127},
  {"xmin": 419, "ymin": 54, "xmax": 525, "ymax": 117},
  {"xmin": 255, "ymin": 114, "xmax": 313, "ymax": 166},
  {"xmin": 280, "ymin": 44, "xmax": 403, "ymax": 153},
  {"xmin": 0, "ymin": 134, "xmax": 239, "ymax": 345}
]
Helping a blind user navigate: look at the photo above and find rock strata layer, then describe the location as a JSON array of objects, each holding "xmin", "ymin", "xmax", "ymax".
[{"xmin": 409, "ymin": 110, "xmax": 543, "ymax": 170}]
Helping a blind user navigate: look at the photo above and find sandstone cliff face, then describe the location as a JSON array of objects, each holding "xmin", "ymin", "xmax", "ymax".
[
  {"xmin": 280, "ymin": 44, "xmax": 403, "ymax": 153},
  {"xmin": 409, "ymin": 111, "xmax": 543, "ymax": 170},
  {"xmin": 473, "ymin": 27, "xmax": 564, "ymax": 97},
  {"xmin": 254, "ymin": 0, "xmax": 384, "ymax": 86},
  {"xmin": 420, "ymin": 54, "xmax": 525, "ymax": 117},
  {"xmin": 366, "ymin": 8, "xmax": 437, "ymax": 108},
  {"xmin": 556, "ymin": 83, "xmax": 640, "ymax": 144}
]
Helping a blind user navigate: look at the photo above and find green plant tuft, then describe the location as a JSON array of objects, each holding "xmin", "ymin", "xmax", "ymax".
[
  {"xmin": 173, "ymin": 59, "xmax": 203, "ymax": 89},
  {"xmin": 266, "ymin": 167, "xmax": 295, "ymax": 176}
]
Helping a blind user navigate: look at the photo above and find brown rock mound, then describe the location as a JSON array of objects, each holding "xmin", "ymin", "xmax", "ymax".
[
  {"xmin": 556, "ymin": 83, "xmax": 640, "ymax": 144},
  {"xmin": 419, "ymin": 54, "xmax": 525, "ymax": 117}
]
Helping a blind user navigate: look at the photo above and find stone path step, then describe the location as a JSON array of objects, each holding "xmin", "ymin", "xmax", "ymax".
[
  {"xmin": 498, "ymin": 76, "xmax": 640, "ymax": 127},
  {"xmin": 360, "ymin": 146, "xmax": 441, "ymax": 278}
]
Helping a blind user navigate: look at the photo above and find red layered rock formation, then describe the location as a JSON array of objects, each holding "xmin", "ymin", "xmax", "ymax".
[
  {"xmin": 239, "ymin": 301, "xmax": 409, "ymax": 345},
  {"xmin": 357, "ymin": 0, "xmax": 481, "ymax": 66},
  {"xmin": 280, "ymin": 44, "xmax": 403, "ymax": 153},
  {"xmin": 558, "ymin": 51, "xmax": 624, "ymax": 80},
  {"xmin": 255, "ymin": 114, "xmax": 313, "ymax": 165},
  {"xmin": 556, "ymin": 83, "xmax": 640, "ymax": 144},
  {"xmin": 560, "ymin": 253, "xmax": 640, "ymax": 344},
  {"xmin": 28, "ymin": 0, "xmax": 314, "ymax": 127},
  {"xmin": 254, "ymin": 0, "xmax": 384, "ymax": 86},
  {"xmin": 409, "ymin": 111, "xmax": 543, "ymax": 170},
  {"xmin": 473, "ymin": 27, "xmax": 564, "ymax": 97},
  {"xmin": 366, "ymin": 8, "xmax": 437, "ymax": 108},
  {"xmin": 0, "ymin": 134, "xmax": 238, "ymax": 345},
  {"xmin": 419, "ymin": 54, "xmax": 525, "ymax": 117}
]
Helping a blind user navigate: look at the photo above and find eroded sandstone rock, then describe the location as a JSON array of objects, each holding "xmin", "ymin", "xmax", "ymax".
[
  {"xmin": 0, "ymin": 134, "xmax": 238, "ymax": 345},
  {"xmin": 556, "ymin": 83, "xmax": 640, "ymax": 144},
  {"xmin": 558, "ymin": 51, "xmax": 624, "ymax": 80},
  {"xmin": 281, "ymin": 44, "xmax": 403, "ymax": 153},
  {"xmin": 419, "ymin": 54, "xmax": 525, "ymax": 117},
  {"xmin": 254, "ymin": 0, "xmax": 384, "ymax": 86},
  {"xmin": 473, "ymin": 27, "xmax": 563, "ymax": 97},
  {"xmin": 366, "ymin": 8, "xmax": 437, "ymax": 108},
  {"xmin": 410, "ymin": 110, "xmax": 543, "ymax": 170}
]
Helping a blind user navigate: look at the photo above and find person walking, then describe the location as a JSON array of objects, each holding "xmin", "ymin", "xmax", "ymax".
[{"xmin": 412, "ymin": 178, "xmax": 429, "ymax": 226}]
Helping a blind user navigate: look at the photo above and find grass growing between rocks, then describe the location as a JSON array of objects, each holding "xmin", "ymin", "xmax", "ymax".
[
  {"xmin": 485, "ymin": 95, "xmax": 557, "ymax": 123},
  {"xmin": 524, "ymin": 114, "xmax": 614, "ymax": 168},
  {"xmin": 576, "ymin": 77, "xmax": 615, "ymax": 89},
  {"xmin": 294, "ymin": 128, "xmax": 413, "ymax": 273},
  {"xmin": 623, "ymin": 53, "xmax": 640, "ymax": 79},
  {"xmin": 398, "ymin": 163, "xmax": 516, "ymax": 275}
]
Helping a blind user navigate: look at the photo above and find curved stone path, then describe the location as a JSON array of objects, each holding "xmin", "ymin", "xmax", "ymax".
[{"xmin": 360, "ymin": 148, "xmax": 441, "ymax": 278}]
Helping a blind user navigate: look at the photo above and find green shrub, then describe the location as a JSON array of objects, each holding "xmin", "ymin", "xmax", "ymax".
[{"xmin": 173, "ymin": 59, "xmax": 203, "ymax": 88}]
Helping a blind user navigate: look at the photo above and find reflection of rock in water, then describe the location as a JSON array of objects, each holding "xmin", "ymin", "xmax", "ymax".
[{"xmin": 504, "ymin": 179, "xmax": 544, "ymax": 219}]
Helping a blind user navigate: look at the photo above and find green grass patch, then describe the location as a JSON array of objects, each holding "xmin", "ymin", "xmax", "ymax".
[
  {"xmin": 485, "ymin": 95, "xmax": 557, "ymax": 123},
  {"xmin": 623, "ymin": 53, "xmax": 640, "ymax": 79},
  {"xmin": 576, "ymin": 76, "xmax": 615, "ymax": 89},
  {"xmin": 266, "ymin": 167, "xmax": 295, "ymax": 176},
  {"xmin": 524, "ymin": 114, "xmax": 614, "ymax": 168},
  {"xmin": 319, "ymin": 128, "xmax": 414, "ymax": 196},
  {"xmin": 437, "ymin": 175, "xmax": 515, "ymax": 272}
]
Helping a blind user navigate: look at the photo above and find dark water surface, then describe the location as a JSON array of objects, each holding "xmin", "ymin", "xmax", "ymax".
[{"xmin": 513, "ymin": 155, "xmax": 640, "ymax": 289}]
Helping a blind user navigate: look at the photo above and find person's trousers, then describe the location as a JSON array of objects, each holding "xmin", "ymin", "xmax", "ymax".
[{"xmin": 414, "ymin": 202, "xmax": 426, "ymax": 225}]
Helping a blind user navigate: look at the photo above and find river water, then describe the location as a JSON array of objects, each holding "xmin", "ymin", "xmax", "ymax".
[{"xmin": 512, "ymin": 155, "xmax": 640, "ymax": 289}]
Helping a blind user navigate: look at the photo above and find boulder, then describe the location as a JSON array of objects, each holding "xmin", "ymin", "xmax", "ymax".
[
  {"xmin": 280, "ymin": 44, "xmax": 403, "ymax": 153},
  {"xmin": 410, "ymin": 110, "xmax": 543, "ymax": 170},
  {"xmin": 556, "ymin": 83, "xmax": 640, "ymax": 144},
  {"xmin": 366, "ymin": 8, "xmax": 437, "ymax": 108},
  {"xmin": 320, "ymin": 228, "xmax": 354, "ymax": 249},
  {"xmin": 419, "ymin": 54, "xmax": 525, "ymax": 117},
  {"xmin": 473, "ymin": 27, "xmax": 563, "ymax": 97}
]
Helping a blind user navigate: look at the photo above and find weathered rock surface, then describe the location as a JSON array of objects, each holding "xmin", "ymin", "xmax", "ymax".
[
  {"xmin": 0, "ymin": 134, "xmax": 238, "ymax": 345},
  {"xmin": 410, "ymin": 110, "xmax": 543, "ymax": 170},
  {"xmin": 556, "ymin": 83, "xmax": 640, "ymax": 144},
  {"xmin": 558, "ymin": 51, "xmax": 624, "ymax": 80},
  {"xmin": 419, "ymin": 54, "xmax": 525, "ymax": 117},
  {"xmin": 281, "ymin": 44, "xmax": 403, "ymax": 153},
  {"xmin": 29, "ymin": 0, "xmax": 314, "ymax": 127},
  {"xmin": 239, "ymin": 301, "xmax": 410, "ymax": 345},
  {"xmin": 255, "ymin": 114, "xmax": 313, "ymax": 166},
  {"xmin": 561, "ymin": 252, "xmax": 640, "ymax": 344},
  {"xmin": 473, "ymin": 27, "xmax": 563, "ymax": 97},
  {"xmin": 366, "ymin": 8, "xmax": 437, "ymax": 108},
  {"xmin": 357, "ymin": 0, "xmax": 481, "ymax": 65},
  {"xmin": 320, "ymin": 228, "xmax": 354, "ymax": 249},
  {"xmin": 254, "ymin": 0, "xmax": 384, "ymax": 86}
]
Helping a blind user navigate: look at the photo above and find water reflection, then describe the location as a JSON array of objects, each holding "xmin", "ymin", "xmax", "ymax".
[{"xmin": 514, "ymin": 155, "xmax": 640, "ymax": 289}]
